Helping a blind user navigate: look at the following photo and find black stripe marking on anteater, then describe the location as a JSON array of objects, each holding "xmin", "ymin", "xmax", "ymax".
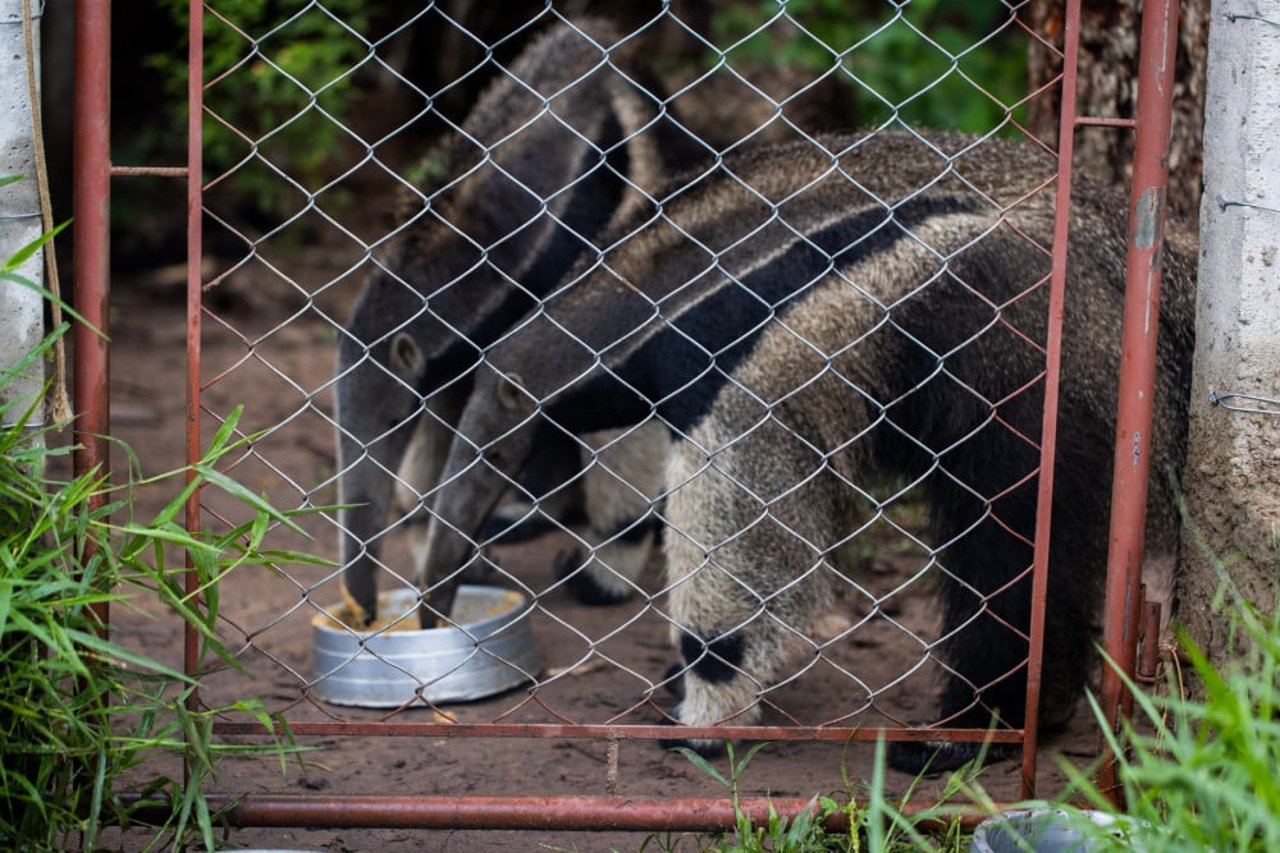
[
  {"xmin": 680, "ymin": 631, "xmax": 747, "ymax": 685},
  {"xmin": 545, "ymin": 194, "xmax": 984, "ymax": 435},
  {"xmin": 412, "ymin": 111, "xmax": 636, "ymax": 398}
]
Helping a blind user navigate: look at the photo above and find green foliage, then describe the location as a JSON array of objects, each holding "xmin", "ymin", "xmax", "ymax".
[
  {"xmin": 710, "ymin": 0, "xmax": 1028, "ymax": 134},
  {"xmin": 1057, "ymin": 560, "xmax": 1280, "ymax": 851},
  {"xmin": 675, "ymin": 742, "xmax": 850, "ymax": 852},
  {"xmin": 0, "ymin": 236, "xmax": 319, "ymax": 848},
  {"xmin": 668, "ymin": 740, "xmax": 976, "ymax": 852},
  {"xmin": 149, "ymin": 0, "xmax": 374, "ymax": 218},
  {"xmin": 134, "ymin": 1, "xmax": 1030, "ymax": 224}
]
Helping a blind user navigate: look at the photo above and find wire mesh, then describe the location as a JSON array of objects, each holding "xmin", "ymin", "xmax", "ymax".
[{"xmin": 183, "ymin": 0, "xmax": 1113, "ymax": 812}]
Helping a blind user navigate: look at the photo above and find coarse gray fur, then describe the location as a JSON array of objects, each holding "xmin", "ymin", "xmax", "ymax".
[
  {"xmin": 335, "ymin": 19, "xmax": 676, "ymax": 625},
  {"xmin": 393, "ymin": 419, "xmax": 668, "ymax": 603},
  {"xmin": 416, "ymin": 130, "xmax": 1196, "ymax": 773}
]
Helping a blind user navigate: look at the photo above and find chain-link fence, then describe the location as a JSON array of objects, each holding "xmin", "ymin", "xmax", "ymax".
[{"xmin": 82, "ymin": 0, "xmax": 1190, "ymax": 834}]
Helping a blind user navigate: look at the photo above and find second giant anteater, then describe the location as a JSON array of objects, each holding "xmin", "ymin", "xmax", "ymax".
[{"xmin": 335, "ymin": 20, "xmax": 684, "ymax": 626}]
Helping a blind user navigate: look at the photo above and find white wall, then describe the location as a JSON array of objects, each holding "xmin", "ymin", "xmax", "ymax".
[
  {"xmin": 0, "ymin": 0, "xmax": 46, "ymax": 427},
  {"xmin": 1182, "ymin": 0, "xmax": 1280, "ymax": 646}
]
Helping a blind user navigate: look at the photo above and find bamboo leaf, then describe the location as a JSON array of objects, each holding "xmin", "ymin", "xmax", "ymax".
[
  {"xmin": 2, "ymin": 221, "xmax": 70, "ymax": 271},
  {"xmin": 116, "ymin": 522, "xmax": 220, "ymax": 555},
  {"xmin": 64, "ymin": 629, "xmax": 194, "ymax": 683},
  {"xmin": 195, "ymin": 466, "xmax": 308, "ymax": 537},
  {"xmin": 670, "ymin": 745, "xmax": 729, "ymax": 789}
]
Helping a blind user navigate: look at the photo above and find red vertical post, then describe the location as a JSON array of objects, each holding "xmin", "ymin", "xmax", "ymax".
[
  {"xmin": 185, "ymin": 0, "xmax": 205, "ymax": 689},
  {"xmin": 72, "ymin": 0, "xmax": 112, "ymax": 627},
  {"xmin": 1098, "ymin": 0, "xmax": 1180, "ymax": 804},
  {"xmin": 1021, "ymin": 0, "xmax": 1085, "ymax": 801}
]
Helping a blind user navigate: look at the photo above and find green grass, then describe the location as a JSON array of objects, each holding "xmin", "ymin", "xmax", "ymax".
[
  {"xmin": 652, "ymin": 740, "xmax": 983, "ymax": 852},
  {"xmin": 1057, "ymin": 530, "xmax": 1280, "ymax": 851},
  {"xmin": 0, "ymin": 231, "xmax": 324, "ymax": 849}
]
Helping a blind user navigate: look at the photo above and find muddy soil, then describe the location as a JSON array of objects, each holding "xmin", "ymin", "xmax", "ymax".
[{"xmin": 99, "ymin": 253, "xmax": 1100, "ymax": 852}]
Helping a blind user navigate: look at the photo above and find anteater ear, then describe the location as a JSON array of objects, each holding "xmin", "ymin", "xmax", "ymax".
[
  {"xmin": 389, "ymin": 332, "xmax": 426, "ymax": 382},
  {"xmin": 497, "ymin": 373, "xmax": 536, "ymax": 414}
]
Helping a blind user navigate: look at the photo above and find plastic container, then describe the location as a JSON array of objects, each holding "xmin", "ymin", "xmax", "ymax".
[{"xmin": 970, "ymin": 808, "xmax": 1130, "ymax": 853}]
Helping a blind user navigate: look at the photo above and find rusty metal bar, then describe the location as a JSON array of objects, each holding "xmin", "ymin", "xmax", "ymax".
[
  {"xmin": 1098, "ymin": 0, "xmax": 1181, "ymax": 806},
  {"xmin": 1075, "ymin": 116, "xmax": 1138, "ymax": 128},
  {"xmin": 184, "ymin": 0, "xmax": 205, "ymax": 701},
  {"xmin": 110, "ymin": 165, "xmax": 189, "ymax": 177},
  {"xmin": 1020, "ymin": 0, "xmax": 1084, "ymax": 802},
  {"xmin": 125, "ymin": 793, "xmax": 1005, "ymax": 833},
  {"xmin": 1136, "ymin": 598, "xmax": 1162, "ymax": 683},
  {"xmin": 213, "ymin": 720, "xmax": 1026, "ymax": 744},
  {"xmin": 72, "ymin": 0, "xmax": 111, "ymax": 629}
]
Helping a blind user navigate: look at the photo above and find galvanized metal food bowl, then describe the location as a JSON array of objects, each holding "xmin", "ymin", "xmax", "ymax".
[{"xmin": 311, "ymin": 585, "xmax": 541, "ymax": 708}]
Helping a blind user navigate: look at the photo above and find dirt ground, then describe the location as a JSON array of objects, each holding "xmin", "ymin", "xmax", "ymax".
[{"xmin": 97, "ymin": 246, "xmax": 1101, "ymax": 852}]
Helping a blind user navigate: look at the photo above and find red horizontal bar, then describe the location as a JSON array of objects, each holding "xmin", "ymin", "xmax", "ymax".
[
  {"xmin": 125, "ymin": 794, "xmax": 1006, "ymax": 832},
  {"xmin": 214, "ymin": 720, "xmax": 1024, "ymax": 745},
  {"xmin": 1074, "ymin": 116, "xmax": 1137, "ymax": 128},
  {"xmin": 109, "ymin": 164, "xmax": 189, "ymax": 177}
]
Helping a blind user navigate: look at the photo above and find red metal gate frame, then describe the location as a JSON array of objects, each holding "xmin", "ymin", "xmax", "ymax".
[
  {"xmin": 1098, "ymin": 0, "xmax": 1181, "ymax": 804},
  {"xmin": 70, "ymin": 0, "xmax": 1181, "ymax": 831}
]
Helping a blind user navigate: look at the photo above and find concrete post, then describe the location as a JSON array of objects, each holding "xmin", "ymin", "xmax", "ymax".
[
  {"xmin": 0, "ymin": 0, "xmax": 45, "ymax": 428},
  {"xmin": 1181, "ymin": 0, "xmax": 1280, "ymax": 653}
]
